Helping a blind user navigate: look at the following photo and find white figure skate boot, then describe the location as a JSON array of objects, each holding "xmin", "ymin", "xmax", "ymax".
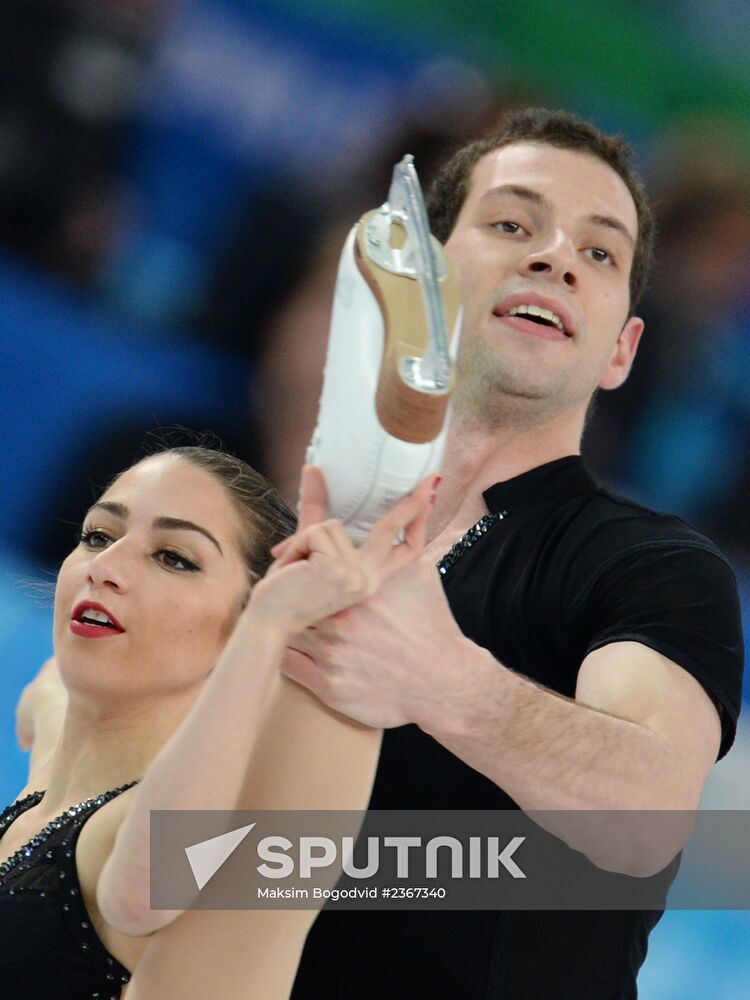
[{"xmin": 306, "ymin": 154, "xmax": 462, "ymax": 541}]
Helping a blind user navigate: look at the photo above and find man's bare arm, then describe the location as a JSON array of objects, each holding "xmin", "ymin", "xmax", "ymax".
[
  {"xmin": 423, "ymin": 638, "xmax": 718, "ymax": 874},
  {"xmin": 284, "ymin": 558, "xmax": 721, "ymax": 875}
]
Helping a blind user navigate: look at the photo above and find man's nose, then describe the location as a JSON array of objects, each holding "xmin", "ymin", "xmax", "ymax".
[
  {"xmin": 86, "ymin": 542, "xmax": 130, "ymax": 592},
  {"xmin": 520, "ymin": 230, "xmax": 577, "ymax": 288}
]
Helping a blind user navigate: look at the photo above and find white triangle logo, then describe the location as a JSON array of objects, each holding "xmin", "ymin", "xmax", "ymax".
[{"xmin": 185, "ymin": 822, "xmax": 256, "ymax": 891}]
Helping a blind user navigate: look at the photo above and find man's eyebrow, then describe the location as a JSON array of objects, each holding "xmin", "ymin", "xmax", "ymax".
[
  {"xmin": 480, "ymin": 184, "xmax": 551, "ymax": 210},
  {"xmin": 585, "ymin": 213, "xmax": 635, "ymax": 248},
  {"xmin": 479, "ymin": 186, "xmax": 636, "ymax": 248},
  {"xmin": 87, "ymin": 502, "xmax": 223, "ymax": 555}
]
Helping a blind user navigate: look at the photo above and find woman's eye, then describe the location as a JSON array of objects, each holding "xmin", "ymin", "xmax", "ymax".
[
  {"xmin": 156, "ymin": 549, "xmax": 200, "ymax": 573},
  {"xmin": 78, "ymin": 528, "xmax": 112, "ymax": 549},
  {"xmin": 78, "ymin": 529, "xmax": 198, "ymax": 572},
  {"xmin": 494, "ymin": 221, "xmax": 524, "ymax": 234},
  {"xmin": 587, "ymin": 247, "xmax": 615, "ymax": 265}
]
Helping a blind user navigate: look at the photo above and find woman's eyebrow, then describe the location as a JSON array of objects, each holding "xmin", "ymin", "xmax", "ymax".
[{"xmin": 87, "ymin": 501, "xmax": 223, "ymax": 555}]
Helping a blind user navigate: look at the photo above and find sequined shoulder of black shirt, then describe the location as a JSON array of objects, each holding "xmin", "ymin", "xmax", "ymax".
[{"xmin": 437, "ymin": 511, "xmax": 507, "ymax": 576}]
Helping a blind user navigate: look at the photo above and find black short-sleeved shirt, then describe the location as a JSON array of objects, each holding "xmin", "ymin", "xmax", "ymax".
[{"xmin": 293, "ymin": 456, "xmax": 744, "ymax": 1000}]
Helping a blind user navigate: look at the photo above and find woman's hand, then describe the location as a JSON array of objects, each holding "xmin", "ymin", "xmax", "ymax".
[
  {"xmin": 15, "ymin": 656, "xmax": 68, "ymax": 783},
  {"xmin": 248, "ymin": 466, "xmax": 437, "ymax": 637},
  {"xmin": 15, "ymin": 656, "xmax": 66, "ymax": 751}
]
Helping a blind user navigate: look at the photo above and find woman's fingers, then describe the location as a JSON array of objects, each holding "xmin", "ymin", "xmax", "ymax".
[
  {"xmin": 272, "ymin": 518, "xmax": 362, "ymax": 570},
  {"xmin": 269, "ymin": 535, "xmax": 294, "ymax": 559},
  {"xmin": 268, "ymin": 466, "xmax": 331, "ymax": 561},
  {"xmin": 266, "ymin": 472, "xmax": 438, "ymax": 612},
  {"xmin": 271, "ymin": 519, "xmax": 352, "ymax": 570},
  {"xmin": 384, "ymin": 490, "xmax": 433, "ymax": 574},
  {"xmin": 359, "ymin": 475, "xmax": 438, "ymax": 570},
  {"xmin": 297, "ymin": 465, "xmax": 329, "ymax": 532},
  {"xmin": 267, "ymin": 466, "xmax": 332, "ymax": 566}
]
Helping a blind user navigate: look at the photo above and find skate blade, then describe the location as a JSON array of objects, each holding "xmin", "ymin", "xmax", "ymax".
[{"xmin": 354, "ymin": 213, "xmax": 461, "ymax": 445}]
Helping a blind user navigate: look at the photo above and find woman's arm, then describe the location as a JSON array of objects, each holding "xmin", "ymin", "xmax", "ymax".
[
  {"xmin": 119, "ymin": 681, "xmax": 381, "ymax": 1000},
  {"xmin": 15, "ymin": 657, "xmax": 68, "ymax": 785},
  {"xmin": 119, "ymin": 472, "xmax": 434, "ymax": 999},
  {"xmin": 96, "ymin": 469, "xmax": 434, "ymax": 938}
]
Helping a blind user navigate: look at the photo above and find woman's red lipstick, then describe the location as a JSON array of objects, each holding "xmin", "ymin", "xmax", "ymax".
[{"xmin": 70, "ymin": 601, "xmax": 125, "ymax": 638}]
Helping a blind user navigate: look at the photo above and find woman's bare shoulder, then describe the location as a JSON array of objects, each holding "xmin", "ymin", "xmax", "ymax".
[{"xmin": 13, "ymin": 762, "xmax": 54, "ymax": 802}]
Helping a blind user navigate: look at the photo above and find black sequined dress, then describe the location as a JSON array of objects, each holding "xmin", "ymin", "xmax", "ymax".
[{"xmin": 0, "ymin": 782, "xmax": 138, "ymax": 999}]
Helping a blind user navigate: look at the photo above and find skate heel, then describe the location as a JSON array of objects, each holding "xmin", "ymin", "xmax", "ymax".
[{"xmin": 354, "ymin": 219, "xmax": 461, "ymax": 444}]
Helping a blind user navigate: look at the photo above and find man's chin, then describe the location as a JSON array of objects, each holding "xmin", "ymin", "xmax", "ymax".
[{"xmin": 460, "ymin": 372, "xmax": 590, "ymax": 426}]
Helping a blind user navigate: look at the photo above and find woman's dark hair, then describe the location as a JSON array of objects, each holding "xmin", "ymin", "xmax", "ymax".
[
  {"xmin": 112, "ymin": 438, "xmax": 297, "ymax": 586},
  {"xmin": 165, "ymin": 447, "xmax": 297, "ymax": 584}
]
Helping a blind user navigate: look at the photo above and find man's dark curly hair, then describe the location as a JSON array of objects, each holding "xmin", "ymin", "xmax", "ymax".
[{"xmin": 426, "ymin": 108, "xmax": 655, "ymax": 312}]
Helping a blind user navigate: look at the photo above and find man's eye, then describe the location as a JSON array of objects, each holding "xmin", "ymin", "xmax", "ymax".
[
  {"xmin": 587, "ymin": 247, "xmax": 615, "ymax": 265},
  {"xmin": 156, "ymin": 549, "xmax": 199, "ymax": 572},
  {"xmin": 494, "ymin": 221, "xmax": 524, "ymax": 234},
  {"xmin": 78, "ymin": 528, "xmax": 112, "ymax": 549}
]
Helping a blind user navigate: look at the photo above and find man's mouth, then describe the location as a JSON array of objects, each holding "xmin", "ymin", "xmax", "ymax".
[
  {"xmin": 503, "ymin": 304, "xmax": 570, "ymax": 335},
  {"xmin": 492, "ymin": 294, "xmax": 575, "ymax": 338}
]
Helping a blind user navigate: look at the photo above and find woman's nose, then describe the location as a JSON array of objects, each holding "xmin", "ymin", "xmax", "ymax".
[{"xmin": 86, "ymin": 543, "xmax": 130, "ymax": 592}]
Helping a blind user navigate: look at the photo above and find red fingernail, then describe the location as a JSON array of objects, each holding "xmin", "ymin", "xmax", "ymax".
[{"xmin": 430, "ymin": 475, "xmax": 442, "ymax": 506}]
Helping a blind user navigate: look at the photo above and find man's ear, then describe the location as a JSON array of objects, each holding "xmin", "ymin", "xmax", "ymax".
[{"xmin": 598, "ymin": 316, "xmax": 644, "ymax": 391}]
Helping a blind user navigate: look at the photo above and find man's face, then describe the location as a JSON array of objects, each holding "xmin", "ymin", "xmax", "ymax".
[{"xmin": 444, "ymin": 142, "xmax": 644, "ymax": 425}]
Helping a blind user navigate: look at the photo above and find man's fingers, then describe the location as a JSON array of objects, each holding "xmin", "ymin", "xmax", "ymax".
[
  {"xmin": 287, "ymin": 623, "xmax": 336, "ymax": 661},
  {"xmin": 281, "ymin": 646, "xmax": 327, "ymax": 699},
  {"xmin": 297, "ymin": 465, "xmax": 329, "ymax": 532}
]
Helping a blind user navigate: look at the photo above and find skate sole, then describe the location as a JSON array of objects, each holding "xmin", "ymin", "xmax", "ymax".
[{"xmin": 354, "ymin": 212, "xmax": 461, "ymax": 444}]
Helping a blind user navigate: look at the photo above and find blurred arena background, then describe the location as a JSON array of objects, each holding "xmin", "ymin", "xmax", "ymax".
[{"xmin": 1, "ymin": 1, "xmax": 748, "ymax": 995}]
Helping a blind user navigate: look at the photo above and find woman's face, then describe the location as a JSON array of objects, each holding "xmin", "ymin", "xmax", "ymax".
[{"xmin": 54, "ymin": 455, "xmax": 250, "ymax": 699}]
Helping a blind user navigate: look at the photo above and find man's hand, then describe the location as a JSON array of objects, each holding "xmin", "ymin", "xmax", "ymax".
[{"xmin": 282, "ymin": 555, "xmax": 474, "ymax": 729}]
